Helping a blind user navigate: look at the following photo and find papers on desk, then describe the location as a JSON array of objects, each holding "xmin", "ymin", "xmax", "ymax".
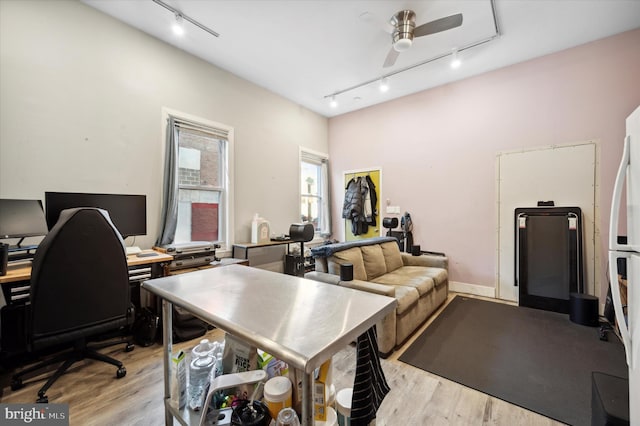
[{"xmin": 126, "ymin": 246, "xmax": 142, "ymax": 255}]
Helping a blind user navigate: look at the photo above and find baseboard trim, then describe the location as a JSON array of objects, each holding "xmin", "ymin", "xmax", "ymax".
[{"xmin": 449, "ymin": 281, "xmax": 495, "ymax": 298}]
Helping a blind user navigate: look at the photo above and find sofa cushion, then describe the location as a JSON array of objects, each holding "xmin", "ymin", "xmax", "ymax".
[
  {"xmin": 361, "ymin": 244, "xmax": 387, "ymax": 280},
  {"xmin": 393, "ymin": 285, "xmax": 419, "ymax": 315},
  {"xmin": 372, "ymin": 266, "xmax": 435, "ymax": 297},
  {"xmin": 380, "ymin": 241, "xmax": 403, "ymax": 272},
  {"xmin": 327, "ymin": 247, "xmax": 367, "ymax": 281},
  {"xmin": 423, "ymin": 267, "xmax": 448, "ymax": 287}
]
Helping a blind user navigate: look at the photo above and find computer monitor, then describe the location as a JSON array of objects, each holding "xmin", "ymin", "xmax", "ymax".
[
  {"xmin": 45, "ymin": 192, "xmax": 147, "ymax": 238},
  {"xmin": 0, "ymin": 199, "xmax": 49, "ymax": 240}
]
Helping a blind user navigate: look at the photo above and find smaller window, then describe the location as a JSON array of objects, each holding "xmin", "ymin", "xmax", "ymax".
[{"xmin": 300, "ymin": 149, "xmax": 330, "ymax": 236}]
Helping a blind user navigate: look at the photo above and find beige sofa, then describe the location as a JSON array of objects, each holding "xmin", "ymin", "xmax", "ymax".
[{"xmin": 306, "ymin": 237, "xmax": 448, "ymax": 357}]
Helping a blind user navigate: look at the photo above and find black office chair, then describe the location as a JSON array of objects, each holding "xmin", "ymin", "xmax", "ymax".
[{"xmin": 11, "ymin": 208, "xmax": 134, "ymax": 402}]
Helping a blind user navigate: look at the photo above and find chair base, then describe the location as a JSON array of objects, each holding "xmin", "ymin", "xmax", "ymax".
[{"xmin": 11, "ymin": 337, "xmax": 132, "ymax": 403}]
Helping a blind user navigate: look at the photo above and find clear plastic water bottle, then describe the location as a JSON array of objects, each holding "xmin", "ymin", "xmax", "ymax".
[
  {"xmin": 188, "ymin": 339, "xmax": 216, "ymax": 410},
  {"xmin": 212, "ymin": 341, "xmax": 224, "ymax": 377},
  {"xmin": 275, "ymin": 407, "xmax": 300, "ymax": 426}
]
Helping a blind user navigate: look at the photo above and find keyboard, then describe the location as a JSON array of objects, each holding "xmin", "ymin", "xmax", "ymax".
[{"xmin": 136, "ymin": 252, "xmax": 159, "ymax": 258}]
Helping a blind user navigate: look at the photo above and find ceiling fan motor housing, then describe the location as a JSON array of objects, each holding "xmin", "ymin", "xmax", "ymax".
[{"xmin": 391, "ymin": 10, "xmax": 416, "ymax": 52}]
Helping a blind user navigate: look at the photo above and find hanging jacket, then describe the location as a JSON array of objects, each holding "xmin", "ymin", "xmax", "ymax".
[
  {"xmin": 343, "ymin": 176, "xmax": 371, "ymax": 235},
  {"xmin": 358, "ymin": 178, "xmax": 370, "ymax": 235},
  {"xmin": 364, "ymin": 175, "xmax": 378, "ymax": 226},
  {"xmin": 342, "ymin": 177, "xmax": 363, "ymax": 220}
]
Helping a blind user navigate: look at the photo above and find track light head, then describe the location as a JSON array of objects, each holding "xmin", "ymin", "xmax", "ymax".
[
  {"xmin": 379, "ymin": 77, "xmax": 389, "ymax": 93},
  {"xmin": 450, "ymin": 48, "xmax": 461, "ymax": 69},
  {"xmin": 172, "ymin": 13, "xmax": 185, "ymax": 36}
]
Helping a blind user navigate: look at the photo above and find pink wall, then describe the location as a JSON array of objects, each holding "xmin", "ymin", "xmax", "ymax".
[{"xmin": 328, "ymin": 29, "xmax": 640, "ymax": 291}]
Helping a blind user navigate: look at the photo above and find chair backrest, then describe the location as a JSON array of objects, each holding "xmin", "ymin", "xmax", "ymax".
[{"xmin": 29, "ymin": 208, "xmax": 130, "ymax": 348}]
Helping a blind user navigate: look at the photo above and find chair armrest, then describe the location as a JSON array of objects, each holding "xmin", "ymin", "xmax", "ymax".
[
  {"xmin": 339, "ymin": 279, "xmax": 396, "ymax": 298},
  {"xmin": 401, "ymin": 253, "xmax": 448, "ymax": 269}
]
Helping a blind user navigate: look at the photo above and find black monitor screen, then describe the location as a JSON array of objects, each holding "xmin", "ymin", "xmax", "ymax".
[
  {"xmin": 45, "ymin": 192, "xmax": 147, "ymax": 238},
  {"xmin": 0, "ymin": 199, "xmax": 49, "ymax": 239}
]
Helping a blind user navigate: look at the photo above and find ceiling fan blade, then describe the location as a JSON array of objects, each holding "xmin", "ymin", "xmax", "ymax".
[
  {"xmin": 383, "ymin": 47, "xmax": 400, "ymax": 68},
  {"xmin": 359, "ymin": 11, "xmax": 394, "ymax": 34},
  {"xmin": 414, "ymin": 13, "xmax": 463, "ymax": 37}
]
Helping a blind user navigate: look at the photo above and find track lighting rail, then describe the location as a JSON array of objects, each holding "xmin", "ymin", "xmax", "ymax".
[{"xmin": 152, "ymin": 0, "xmax": 220, "ymax": 38}]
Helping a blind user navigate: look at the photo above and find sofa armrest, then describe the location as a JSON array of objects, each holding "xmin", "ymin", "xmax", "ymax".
[
  {"xmin": 401, "ymin": 253, "xmax": 448, "ymax": 269},
  {"xmin": 339, "ymin": 279, "xmax": 396, "ymax": 298},
  {"xmin": 305, "ymin": 271, "xmax": 395, "ymax": 298},
  {"xmin": 304, "ymin": 271, "xmax": 341, "ymax": 285}
]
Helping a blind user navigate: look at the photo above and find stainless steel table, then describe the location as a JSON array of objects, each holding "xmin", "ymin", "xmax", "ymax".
[{"xmin": 142, "ymin": 264, "xmax": 396, "ymax": 426}]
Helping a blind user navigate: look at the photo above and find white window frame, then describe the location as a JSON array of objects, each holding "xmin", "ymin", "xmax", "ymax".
[
  {"xmin": 161, "ymin": 108, "xmax": 234, "ymax": 255},
  {"xmin": 299, "ymin": 146, "xmax": 329, "ymax": 240}
]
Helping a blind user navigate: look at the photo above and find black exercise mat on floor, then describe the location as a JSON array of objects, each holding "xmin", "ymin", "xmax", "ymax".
[{"xmin": 398, "ymin": 296, "xmax": 628, "ymax": 425}]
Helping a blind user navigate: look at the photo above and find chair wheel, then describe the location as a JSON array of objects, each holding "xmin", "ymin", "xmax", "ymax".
[
  {"xmin": 10, "ymin": 378, "xmax": 23, "ymax": 391},
  {"xmin": 125, "ymin": 343, "xmax": 135, "ymax": 352},
  {"xmin": 116, "ymin": 366, "xmax": 127, "ymax": 378},
  {"xmin": 36, "ymin": 395, "xmax": 48, "ymax": 403}
]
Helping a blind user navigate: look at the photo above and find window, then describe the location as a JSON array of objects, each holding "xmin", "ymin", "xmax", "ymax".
[
  {"xmin": 300, "ymin": 149, "xmax": 330, "ymax": 237},
  {"xmin": 176, "ymin": 129, "xmax": 225, "ymax": 243},
  {"xmin": 158, "ymin": 109, "xmax": 234, "ymax": 250}
]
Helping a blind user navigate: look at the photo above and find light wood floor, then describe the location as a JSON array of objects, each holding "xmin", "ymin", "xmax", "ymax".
[{"xmin": 0, "ymin": 293, "xmax": 564, "ymax": 425}]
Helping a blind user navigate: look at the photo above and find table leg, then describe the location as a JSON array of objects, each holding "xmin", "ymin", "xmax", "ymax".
[
  {"xmin": 301, "ymin": 372, "xmax": 314, "ymax": 426},
  {"xmin": 163, "ymin": 299, "xmax": 173, "ymax": 426}
]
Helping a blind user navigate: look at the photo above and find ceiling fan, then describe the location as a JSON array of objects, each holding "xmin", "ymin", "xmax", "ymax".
[{"xmin": 383, "ymin": 10, "xmax": 463, "ymax": 68}]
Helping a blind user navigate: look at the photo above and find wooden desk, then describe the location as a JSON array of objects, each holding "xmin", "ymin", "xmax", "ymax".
[
  {"xmin": 0, "ymin": 263, "xmax": 32, "ymax": 285},
  {"xmin": 0, "ymin": 250, "xmax": 173, "ymax": 286},
  {"xmin": 0, "ymin": 250, "xmax": 174, "ymax": 356},
  {"xmin": 0, "ymin": 251, "xmax": 174, "ymax": 309}
]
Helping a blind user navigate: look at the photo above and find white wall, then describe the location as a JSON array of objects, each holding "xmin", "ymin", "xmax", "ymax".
[{"xmin": 0, "ymin": 0, "xmax": 328, "ymax": 250}]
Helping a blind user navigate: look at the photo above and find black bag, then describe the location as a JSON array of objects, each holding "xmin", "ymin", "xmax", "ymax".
[
  {"xmin": 132, "ymin": 307, "xmax": 159, "ymax": 347},
  {"xmin": 172, "ymin": 306, "xmax": 209, "ymax": 343}
]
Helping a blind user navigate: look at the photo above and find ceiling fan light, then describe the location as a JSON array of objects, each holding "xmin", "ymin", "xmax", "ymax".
[{"xmin": 394, "ymin": 38, "xmax": 412, "ymax": 52}]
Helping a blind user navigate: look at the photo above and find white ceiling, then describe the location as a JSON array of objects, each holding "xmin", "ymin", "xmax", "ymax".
[{"xmin": 83, "ymin": 0, "xmax": 640, "ymax": 118}]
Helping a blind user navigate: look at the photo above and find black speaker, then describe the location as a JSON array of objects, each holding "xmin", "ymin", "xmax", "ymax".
[
  {"xmin": 340, "ymin": 263, "xmax": 353, "ymax": 281},
  {"xmin": 570, "ymin": 293, "xmax": 599, "ymax": 327},
  {"xmin": 411, "ymin": 245, "xmax": 421, "ymax": 256}
]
